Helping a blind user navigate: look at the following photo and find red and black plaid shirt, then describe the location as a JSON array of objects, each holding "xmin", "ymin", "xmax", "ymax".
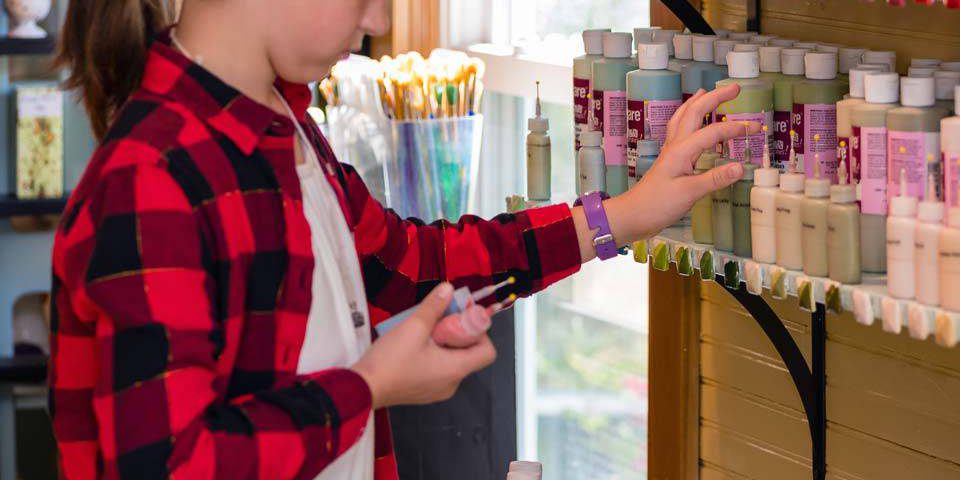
[{"xmin": 49, "ymin": 31, "xmax": 582, "ymax": 479}]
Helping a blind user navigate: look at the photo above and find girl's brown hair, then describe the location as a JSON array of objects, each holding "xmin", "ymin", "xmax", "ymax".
[{"xmin": 57, "ymin": 0, "xmax": 176, "ymax": 140}]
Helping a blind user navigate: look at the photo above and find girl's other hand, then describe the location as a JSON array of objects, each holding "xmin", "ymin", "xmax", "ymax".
[{"xmin": 351, "ymin": 283, "xmax": 497, "ymax": 409}]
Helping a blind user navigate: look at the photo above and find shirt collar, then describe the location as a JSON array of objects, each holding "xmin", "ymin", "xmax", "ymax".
[{"xmin": 140, "ymin": 29, "xmax": 314, "ymax": 155}]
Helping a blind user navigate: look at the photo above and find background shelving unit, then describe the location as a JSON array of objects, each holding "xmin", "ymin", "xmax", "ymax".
[{"xmin": 0, "ymin": 37, "xmax": 55, "ymax": 56}]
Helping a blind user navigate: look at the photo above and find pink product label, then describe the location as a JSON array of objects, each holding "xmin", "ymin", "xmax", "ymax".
[
  {"xmin": 858, "ymin": 126, "xmax": 888, "ymax": 215},
  {"xmin": 627, "ymin": 100, "xmax": 643, "ymax": 177},
  {"xmin": 947, "ymin": 153, "xmax": 960, "ymax": 210},
  {"xmin": 592, "ymin": 89, "xmax": 604, "ymax": 132},
  {"xmin": 574, "ymin": 77, "xmax": 590, "ymax": 126},
  {"xmin": 602, "ymin": 90, "xmax": 628, "ymax": 166},
  {"xmin": 793, "ymin": 103, "xmax": 838, "ymax": 182},
  {"xmin": 838, "ymin": 135, "xmax": 856, "ymax": 184},
  {"xmin": 772, "ymin": 111, "xmax": 791, "ymax": 171},
  {"xmin": 887, "ymin": 130, "xmax": 939, "ymax": 199},
  {"xmin": 723, "ymin": 111, "xmax": 772, "ymax": 165}
]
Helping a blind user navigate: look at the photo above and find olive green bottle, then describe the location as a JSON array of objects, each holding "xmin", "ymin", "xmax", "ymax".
[
  {"xmin": 716, "ymin": 51, "xmax": 774, "ymax": 165},
  {"xmin": 713, "ymin": 157, "xmax": 736, "ymax": 251},
  {"xmin": 692, "ymin": 152, "xmax": 718, "ymax": 244},
  {"xmin": 828, "ymin": 155, "xmax": 862, "ymax": 284},
  {"xmin": 734, "ymin": 162, "xmax": 758, "ymax": 257},
  {"xmin": 792, "ymin": 52, "xmax": 846, "ymax": 183}
]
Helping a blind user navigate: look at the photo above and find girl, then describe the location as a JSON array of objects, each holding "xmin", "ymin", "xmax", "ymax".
[{"xmin": 50, "ymin": 0, "xmax": 756, "ymax": 478}]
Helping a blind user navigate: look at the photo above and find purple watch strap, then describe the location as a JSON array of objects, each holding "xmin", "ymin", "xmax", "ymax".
[{"xmin": 580, "ymin": 191, "xmax": 618, "ymax": 260}]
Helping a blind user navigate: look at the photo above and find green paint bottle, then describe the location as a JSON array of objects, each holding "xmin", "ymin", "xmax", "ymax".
[
  {"xmin": 716, "ymin": 50, "xmax": 774, "ymax": 165},
  {"xmin": 792, "ymin": 52, "xmax": 846, "ymax": 183},
  {"xmin": 772, "ymin": 47, "xmax": 811, "ymax": 171},
  {"xmin": 692, "ymin": 152, "xmax": 718, "ymax": 244},
  {"xmin": 734, "ymin": 161, "xmax": 759, "ymax": 258},
  {"xmin": 713, "ymin": 157, "xmax": 736, "ymax": 251}
]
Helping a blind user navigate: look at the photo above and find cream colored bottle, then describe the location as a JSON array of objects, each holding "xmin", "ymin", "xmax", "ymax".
[
  {"xmin": 752, "ymin": 134, "xmax": 780, "ymax": 263},
  {"xmin": 802, "ymin": 150, "xmax": 831, "ymax": 277},
  {"xmin": 828, "ymin": 154, "xmax": 861, "ymax": 283},
  {"xmin": 777, "ymin": 146, "xmax": 806, "ymax": 270},
  {"xmin": 888, "ymin": 169, "xmax": 919, "ymax": 300},
  {"xmin": 939, "ymin": 206, "xmax": 960, "ymax": 311},
  {"xmin": 916, "ymin": 174, "xmax": 944, "ymax": 306}
]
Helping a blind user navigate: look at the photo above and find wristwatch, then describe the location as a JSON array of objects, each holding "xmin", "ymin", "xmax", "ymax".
[{"xmin": 576, "ymin": 191, "xmax": 618, "ymax": 261}]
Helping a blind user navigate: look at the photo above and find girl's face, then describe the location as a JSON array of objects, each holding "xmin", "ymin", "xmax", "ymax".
[{"xmin": 253, "ymin": 0, "xmax": 389, "ymax": 82}]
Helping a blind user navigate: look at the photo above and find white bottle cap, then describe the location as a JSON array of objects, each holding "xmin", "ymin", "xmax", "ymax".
[
  {"xmin": 729, "ymin": 32, "xmax": 754, "ymax": 42},
  {"xmin": 755, "ymin": 167, "xmax": 780, "ymax": 187},
  {"xmin": 864, "ymin": 72, "xmax": 900, "ymax": 104},
  {"xmin": 949, "ymin": 207, "xmax": 960, "ymax": 229},
  {"xmin": 759, "ymin": 46, "xmax": 782, "ymax": 73},
  {"xmin": 817, "ymin": 44, "xmax": 840, "ymax": 54},
  {"xmin": 940, "ymin": 61, "xmax": 960, "ymax": 72},
  {"xmin": 727, "ymin": 51, "xmax": 760, "ymax": 78},
  {"xmin": 849, "ymin": 65, "xmax": 887, "ymax": 98},
  {"xmin": 529, "ymin": 116, "xmax": 549, "ymax": 132},
  {"xmin": 908, "ymin": 67, "xmax": 937, "ymax": 78},
  {"xmin": 638, "ymin": 42, "xmax": 670, "ymax": 70},
  {"xmin": 750, "ymin": 34, "xmax": 776, "ymax": 45},
  {"xmin": 943, "ymin": 116, "xmax": 960, "ymax": 154},
  {"xmin": 805, "ymin": 52, "xmax": 838, "ymax": 80},
  {"xmin": 770, "ymin": 38, "xmax": 796, "ymax": 48},
  {"xmin": 793, "ymin": 41, "xmax": 819, "ymax": 50},
  {"xmin": 734, "ymin": 43, "xmax": 761, "ymax": 53},
  {"xmin": 831, "ymin": 184, "xmax": 856, "ymax": 204},
  {"xmin": 911, "ymin": 58, "xmax": 941, "ymax": 67},
  {"xmin": 806, "ymin": 177, "xmax": 831, "ymax": 198},
  {"xmin": 633, "ymin": 27, "xmax": 660, "ymax": 46},
  {"xmin": 780, "ymin": 172, "xmax": 806, "ymax": 193},
  {"xmin": 900, "ymin": 76, "xmax": 936, "ymax": 107},
  {"xmin": 580, "ymin": 130, "xmax": 602, "ymax": 147},
  {"xmin": 934, "ymin": 70, "xmax": 960, "ymax": 100},
  {"xmin": 714, "ymin": 40, "xmax": 737, "ymax": 66},
  {"xmin": 862, "ymin": 50, "xmax": 897, "ymax": 72},
  {"xmin": 918, "ymin": 199, "xmax": 945, "ymax": 223},
  {"xmin": 838, "ymin": 47, "xmax": 867, "ymax": 74},
  {"xmin": 583, "ymin": 29, "xmax": 611, "ymax": 55},
  {"xmin": 713, "ymin": 29, "xmax": 732, "ymax": 39},
  {"xmin": 654, "ymin": 30, "xmax": 679, "ymax": 56},
  {"xmin": 603, "ymin": 32, "xmax": 633, "ymax": 58},
  {"xmin": 674, "ymin": 34, "xmax": 694, "ymax": 60},
  {"xmin": 692, "ymin": 35, "xmax": 717, "ymax": 62},
  {"xmin": 781, "ymin": 48, "xmax": 810, "ymax": 76},
  {"xmin": 509, "ymin": 461, "xmax": 543, "ymax": 475}
]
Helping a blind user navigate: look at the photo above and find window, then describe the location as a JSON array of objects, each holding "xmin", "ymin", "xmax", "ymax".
[{"xmin": 453, "ymin": 2, "xmax": 653, "ymax": 478}]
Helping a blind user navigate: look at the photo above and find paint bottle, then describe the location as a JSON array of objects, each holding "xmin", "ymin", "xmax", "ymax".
[
  {"xmin": 939, "ymin": 201, "xmax": 960, "ymax": 312},
  {"xmin": 770, "ymin": 38, "xmax": 796, "ymax": 48},
  {"xmin": 944, "ymin": 85, "xmax": 960, "ymax": 210},
  {"xmin": 837, "ymin": 65, "xmax": 888, "ymax": 182},
  {"xmin": 631, "ymin": 140, "xmax": 660, "ymax": 188},
  {"xmin": 627, "ymin": 42, "xmax": 682, "ymax": 179},
  {"xmin": 916, "ymin": 173, "xmax": 944, "ymax": 306},
  {"xmin": 577, "ymin": 130, "xmax": 606, "ymax": 194},
  {"xmin": 802, "ymin": 144, "xmax": 831, "ymax": 277},
  {"xmin": 828, "ymin": 153, "xmax": 862, "ymax": 284},
  {"xmin": 669, "ymin": 33, "xmax": 694, "ymax": 73},
  {"xmin": 713, "ymin": 157, "xmax": 736, "ymax": 252},
  {"xmin": 887, "ymin": 76, "xmax": 948, "ymax": 202},
  {"xmin": 758, "ymin": 46, "xmax": 783, "ymax": 83},
  {"xmin": 632, "ymin": 27, "xmax": 661, "ymax": 47},
  {"xmin": 693, "ymin": 151, "xmax": 718, "ymax": 244},
  {"xmin": 852, "ymin": 72, "xmax": 900, "ymax": 274},
  {"xmin": 934, "ymin": 71, "xmax": 960, "ymax": 114},
  {"xmin": 777, "ymin": 143, "xmax": 806, "ymax": 270},
  {"xmin": 684, "ymin": 35, "xmax": 717, "ymax": 100},
  {"xmin": 839, "ymin": 47, "xmax": 867, "ymax": 76},
  {"xmin": 653, "ymin": 29, "xmax": 680, "ymax": 57},
  {"xmin": 734, "ymin": 160, "xmax": 759, "ymax": 258},
  {"xmin": 750, "ymin": 34, "xmax": 777, "ymax": 45},
  {"xmin": 716, "ymin": 51, "xmax": 774, "ymax": 165},
  {"xmin": 527, "ymin": 82, "xmax": 551, "ymax": 201},
  {"xmin": 793, "ymin": 52, "xmax": 845, "ymax": 183},
  {"xmin": 862, "ymin": 50, "xmax": 897, "ymax": 74},
  {"xmin": 888, "ymin": 169, "xmax": 919, "ymax": 299},
  {"xmin": 912, "ymin": 58, "xmax": 941, "ymax": 68},
  {"xmin": 592, "ymin": 32, "xmax": 635, "ymax": 196},
  {"xmin": 573, "ymin": 29, "xmax": 610, "ymax": 154},
  {"xmin": 773, "ymin": 48, "xmax": 812, "ymax": 171},
  {"xmin": 734, "ymin": 43, "xmax": 761, "ymax": 53},
  {"xmin": 752, "ymin": 132, "xmax": 780, "ymax": 263}
]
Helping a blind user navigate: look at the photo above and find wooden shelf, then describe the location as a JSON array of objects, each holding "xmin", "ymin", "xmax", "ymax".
[
  {"xmin": 0, "ymin": 355, "xmax": 47, "ymax": 385},
  {"xmin": 0, "ymin": 194, "xmax": 68, "ymax": 218},
  {"xmin": 0, "ymin": 36, "xmax": 56, "ymax": 56}
]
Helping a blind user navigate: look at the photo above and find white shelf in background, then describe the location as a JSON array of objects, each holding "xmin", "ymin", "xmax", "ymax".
[{"xmin": 639, "ymin": 226, "xmax": 960, "ymax": 349}]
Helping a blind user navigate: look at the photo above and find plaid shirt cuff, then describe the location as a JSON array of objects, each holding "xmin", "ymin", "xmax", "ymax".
[{"xmin": 519, "ymin": 203, "xmax": 582, "ymax": 293}]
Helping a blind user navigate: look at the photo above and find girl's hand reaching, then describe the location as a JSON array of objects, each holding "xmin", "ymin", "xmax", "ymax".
[{"xmin": 572, "ymin": 83, "xmax": 762, "ymax": 261}]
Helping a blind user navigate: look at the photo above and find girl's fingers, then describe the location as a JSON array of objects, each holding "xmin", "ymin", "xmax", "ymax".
[
  {"xmin": 673, "ymin": 84, "xmax": 742, "ymax": 138},
  {"xmin": 671, "ymin": 120, "xmax": 762, "ymax": 167},
  {"xmin": 666, "ymin": 88, "xmax": 704, "ymax": 144},
  {"xmin": 680, "ymin": 161, "xmax": 745, "ymax": 202}
]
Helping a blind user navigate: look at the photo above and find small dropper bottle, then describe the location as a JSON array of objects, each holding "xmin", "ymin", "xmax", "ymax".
[
  {"xmin": 802, "ymin": 137, "xmax": 831, "ymax": 277},
  {"xmin": 887, "ymin": 169, "xmax": 919, "ymax": 300},
  {"xmin": 915, "ymin": 173, "xmax": 945, "ymax": 306},
  {"xmin": 526, "ymin": 81, "xmax": 552, "ymax": 201},
  {"xmin": 777, "ymin": 133, "xmax": 807, "ymax": 270},
  {"xmin": 828, "ymin": 152, "xmax": 862, "ymax": 284},
  {"xmin": 751, "ymin": 126, "xmax": 780, "ymax": 263}
]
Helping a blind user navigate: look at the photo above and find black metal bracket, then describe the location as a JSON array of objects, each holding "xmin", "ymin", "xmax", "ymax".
[
  {"xmin": 717, "ymin": 275, "xmax": 826, "ymax": 480},
  {"xmin": 659, "ymin": 0, "xmax": 762, "ymax": 34}
]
